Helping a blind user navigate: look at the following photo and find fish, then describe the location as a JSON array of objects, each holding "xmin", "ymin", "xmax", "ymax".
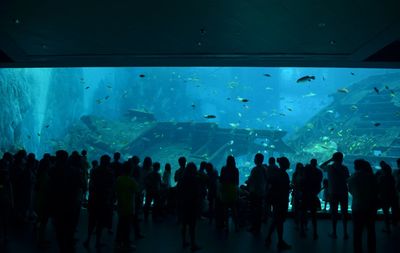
[
  {"xmin": 303, "ymin": 92, "xmax": 317, "ymax": 97},
  {"xmin": 385, "ymin": 85, "xmax": 390, "ymax": 90},
  {"xmin": 228, "ymin": 82, "xmax": 239, "ymax": 89},
  {"xmin": 238, "ymin": 112, "xmax": 242, "ymax": 117},
  {"xmin": 226, "ymin": 97, "xmax": 231, "ymax": 100},
  {"xmin": 320, "ymin": 145, "xmax": 330, "ymax": 150},
  {"xmin": 329, "ymin": 127, "xmax": 335, "ymax": 132},
  {"xmin": 337, "ymin": 88, "xmax": 349, "ymax": 93},
  {"xmin": 204, "ymin": 115, "xmax": 216, "ymax": 119},
  {"xmin": 96, "ymin": 99, "xmax": 103, "ymax": 104},
  {"xmin": 201, "ymin": 153, "xmax": 209, "ymax": 159},
  {"xmin": 85, "ymin": 86, "xmax": 90, "ymax": 89},
  {"xmin": 287, "ymin": 108, "xmax": 293, "ymax": 112},
  {"xmin": 27, "ymin": 135, "xmax": 31, "ymax": 139},
  {"xmin": 141, "ymin": 137, "xmax": 151, "ymax": 142},
  {"xmin": 373, "ymin": 87, "xmax": 379, "ymax": 94},
  {"xmin": 264, "ymin": 74, "xmax": 271, "ymax": 77},
  {"xmin": 279, "ymin": 113, "xmax": 286, "ymax": 116},
  {"xmin": 37, "ymin": 133, "xmax": 41, "ymax": 137},
  {"xmin": 139, "ymin": 74, "xmax": 145, "ymax": 78},
  {"xmin": 390, "ymin": 90, "xmax": 396, "ymax": 97},
  {"xmin": 186, "ymin": 77, "xmax": 200, "ymax": 82},
  {"xmin": 350, "ymin": 72, "xmax": 355, "ymax": 75},
  {"xmin": 322, "ymin": 76, "xmax": 326, "ymax": 81},
  {"xmin": 177, "ymin": 127, "xmax": 183, "ymax": 130},
  {"xmin": 237, "ymin": 97, "xmax": 249, "ymax": 103},
  {"xmin": 105, "ymin": 95, "xmax": 110, "ymax": 100},
  {"xmin": 106, "ymin": 85, "xmax": 112, "ymax": 89},
  {"xmin": 351, "ymin": 105, "xmax": 358, "ymax": 111},
  {"xmin": 265, "ymin": 87, "xmax": 273, "ymax": 91},
  {"xmin": 374, "ymin": 122, "xmax": 381, "ymax": 127},
  {"xmin": 45, "ymin": 124, "xmax": 50, "ymax": 128},
  {"xmin": 296, "ymin": 75, "xmax": 315, "ymax": 83}
]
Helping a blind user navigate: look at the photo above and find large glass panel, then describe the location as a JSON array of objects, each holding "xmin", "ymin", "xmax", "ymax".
[{"xmin": 1, "ymin": 67, "xmax": 400, "ymax": 210}]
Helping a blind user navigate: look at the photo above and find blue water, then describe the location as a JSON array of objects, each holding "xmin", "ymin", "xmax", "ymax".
[{"xmin": 1, "ymin": 67, "xmax": 400, "ymax": 178}]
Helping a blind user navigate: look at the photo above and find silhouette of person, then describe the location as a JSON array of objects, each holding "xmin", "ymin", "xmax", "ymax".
[
  {"xmin": 348, "ymin": 159, "xmax": 377, "ymax": 253},
  {"xmin": 205, "ymin": 162, "xmax": 218, "ymax": 224},
  {"xmin": 177, "ymin": 162, "xmax": 202, "ymax": 251},
  {"xmin": 0, "ymin": 152, "xmax": 14, "ymax": 244},
  {"xmin": 174, "ymin": 156, "xmax": 187, "ymax": 184},
  {"xmin": 376, "ymin": 161, "xmax": 399, "ymax": 232},
  {"xmin": 80, "ymin": 150, "xmax": 90, "ymax": 206},
  {"xmin": 395, "ymin": 158, "xmax": 400, "ymax": 220},
  {"xmin": 26, "ymin": 153, "xmax": 38, "ymax": 221},
  {"xmin": 175, "ymin": 156, "xmax": 187, "ymax": 222},
  {"xmin": 115, "ymin": 161, "xmax": 139, "ymax": 251},
  {"xmin": 34, "ymin": 153, "xmax": 52, "ymax": 247},
  {"xmin": 162, "ymin": 163, "xmax": 172, "ymax": 189},
  {"xmin": 161, "ymin": 163, "xmax": 172, "ymax": 215},
  {"xmin": 144, "ymin": 161, "xmax": 162, "ymax": 222},
  {"xmin": 322, "ymin": 179, "xmax": 329, "ymax": 211},
  {"xmin": 301, "ymin": 159, "xmax": 323, "ymax": 239},
  {"xmin": 129, "ymin": 156, "xmax": 145, "ymax": 239},
  {"xmin": 83, "ymin": 155, "xmax": 114, "ymax": 249},
  {"xmin": 219, "ymin": 155, "xmax": 240, "ymax": 232},
  {"xmin": 265, "ymin": 156, "xmax": 292, "ymax": 250},
  {"xmin": 247, "ymin": 153, "xmax": 267, "ymax": 235},
  {"xmin": 291, "ymin": 162, "xmax": 305, "ymax": 231},
  {"xmin": 112, "ymin": 152, "xmax": 123, "ymax": 179},
  {"xmin": 69, "ymin": 151, "xmax": 86, "ymax": 235},
  {"xmin": 198, "ymin": 161, "xmax": 208, "ymax": 217},
  {"xmin": 10, "ymin": 149, "xmax": 28, "ymax": 223},
  {"xmin": 264, "ymin": 157, "xmax": 279, "ymax": 224},
  {"xmin": 321, "ymin": 152, "xmax": 350, "ymax": 239},
  {"xmin": 50, "ymin": 150, "xmax": 83, "ymax": 253}
]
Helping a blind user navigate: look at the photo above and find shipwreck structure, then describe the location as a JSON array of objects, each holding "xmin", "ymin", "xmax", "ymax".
[{"xmin": 60, "ymin": 109, "xmax": 291, "ymax": 172}]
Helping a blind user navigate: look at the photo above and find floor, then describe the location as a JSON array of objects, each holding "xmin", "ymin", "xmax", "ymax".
[{"xmin": 2, "ymin": 210, "xmax": 399, "ymax": 253}]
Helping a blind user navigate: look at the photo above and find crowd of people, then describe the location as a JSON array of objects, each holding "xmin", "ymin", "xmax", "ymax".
[{"xmin": 0, "ymin": 149, "xmax": 399, "ymax": 253}]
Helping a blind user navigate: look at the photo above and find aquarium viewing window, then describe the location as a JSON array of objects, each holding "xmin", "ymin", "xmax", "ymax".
[{"xmin": 1, "ymin": 67, "xmax": 400, "ymax": 211}]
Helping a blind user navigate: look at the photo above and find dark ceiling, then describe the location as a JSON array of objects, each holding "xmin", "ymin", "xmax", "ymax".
[{"xmin": 1, "ymin": 0, "xmax": 400, "ymax": 68}]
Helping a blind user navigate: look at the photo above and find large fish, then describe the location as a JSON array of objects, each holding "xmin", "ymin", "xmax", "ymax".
[{"xmin": 296, "ymin": 75, "xmax": 315, "ymax": 83}]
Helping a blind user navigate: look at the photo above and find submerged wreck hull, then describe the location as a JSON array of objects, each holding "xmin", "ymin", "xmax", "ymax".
[{"xmin": 58, "ymin": 110, "xmax": 291, "ymax": 174}]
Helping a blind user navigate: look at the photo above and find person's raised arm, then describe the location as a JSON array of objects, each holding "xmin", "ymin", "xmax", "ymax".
[{"xmin": 320, "ymin": 158, "xmax": 333, "ymax": 172}]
